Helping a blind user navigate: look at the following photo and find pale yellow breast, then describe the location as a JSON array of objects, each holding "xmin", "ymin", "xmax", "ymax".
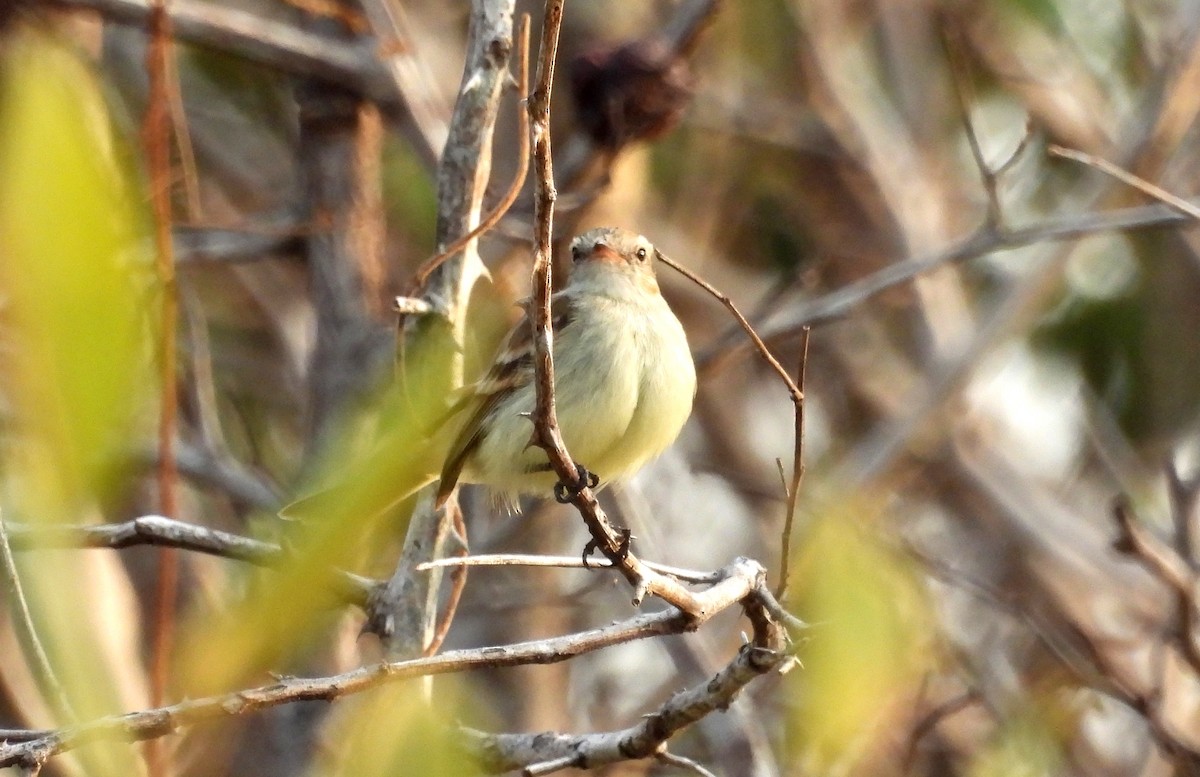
[{"xmin": 463, "ymin": 281, "xmax": 694, "ymax": 502}]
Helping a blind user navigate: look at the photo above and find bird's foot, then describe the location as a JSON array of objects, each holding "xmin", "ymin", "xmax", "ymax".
[
  {"xmin": 581, "ymin": 527, "xmax": 633, "ymax": 569},
  {"xmin": 554, "ymin": 462, "xmax": 600, "ymax": 503}
]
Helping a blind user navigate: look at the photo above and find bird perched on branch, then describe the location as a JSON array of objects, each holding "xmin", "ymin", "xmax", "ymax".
[{"xmin": 437, "ymin": 227, "xmax": 696, "ymax": 509}]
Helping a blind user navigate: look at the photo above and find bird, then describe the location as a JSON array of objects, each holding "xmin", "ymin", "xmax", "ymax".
[{"xmin": 436, "ymin": 226, "xmax": 696, "ymax": 509}]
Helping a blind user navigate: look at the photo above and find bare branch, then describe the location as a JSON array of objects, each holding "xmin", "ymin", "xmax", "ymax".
[
  {"xmin": 4, "ymin": 515, "xmax": 374, "ymax": 605},
  {"xmin": 371, "ymin": 0, "xmax": 517, "ymax": 659},
  {"xmin": 943, "ymin": 24, "xmax": 1004, "ymax": 228},
  {"xmin": 53, "ymin": 0, "xmax": 401, "ymax": 110},
  {"xmin": 658, "ymin": 253, "xmax": 804, "ymax": 410},
  {"xmin": 416, "ymin": 553, "xmax": 721, "ymax": 584},
  {"xmin": 1048, "ymin": 144, "xmax": 1200, "ymax": 221},
  {"xmin": 463, "ymin": 567, "xmax": 786, "ymax": 773},
  {"xmin": 136, "ymin": 439, "xmax": 284, "ymax": 511},
  {"xmin": 407, "ymin": 14, "xmax": 532, "ymax": 291},
  {"xmin": 174, "ymin": 222, "xmax": 304, "ymax": 265},
  {"xmin": 737, "ymin": 200, "xmax": 1200, "ymax": 347},
  {"xmin": 0, "ymin": 558, "xmax": 768, "ymax": 771},
  {"xmin": 1112, "ymin": 497, "xmax": 1200, "ymax": 675},
  {"xmin": 525, "ymin": 0, "xmax": 713, "ymax": 615}
]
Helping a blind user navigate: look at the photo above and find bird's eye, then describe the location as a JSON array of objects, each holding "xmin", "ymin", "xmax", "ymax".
[
  {"xmin": 635, "ymin": 247, "xmax": 648, "ymax": 261},
  {"xmin": 571, "ymin": 244, "xmax": 584, "ymax": 262}
]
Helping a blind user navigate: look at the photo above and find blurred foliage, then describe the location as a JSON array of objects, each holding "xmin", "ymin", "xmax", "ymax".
[
  {"xmin": 310, "ymin": 681, "xmax": 474, "ymax": 777},
  {"xmin": 968, "ymin": 706, "xmax": 1066, "ymax": 777},
  {"xmin": 381, "ymin": 134, "xmax": 438, "ymax": 249},
  {"xmin": 178, "ymin": 330, "xmax": 459, "ymax": 695},
  {"xmin": 788, "ymin": 505, "xmax": 934, "ymax": 773},
  {"xmin": 0, "ymin": 31, "xmax": 153, "ymax": 516},
  {"xmin": 0, "ymin": 28, "xmax": 154, "ymax": 776}
]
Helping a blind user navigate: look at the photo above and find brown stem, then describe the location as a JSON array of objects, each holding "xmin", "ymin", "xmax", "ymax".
[
  {"xmin": 142, "ymin": 3, "xmax": 180, "ymax": 773},
  {"xmin": 775, "ymin": 327, "xmax": 810, "ymax": 600}
]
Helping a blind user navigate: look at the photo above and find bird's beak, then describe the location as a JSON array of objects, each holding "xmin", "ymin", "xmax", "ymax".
[{"xmin": 588, "ymin": 241, "xmax": 625, "ymax": 265}]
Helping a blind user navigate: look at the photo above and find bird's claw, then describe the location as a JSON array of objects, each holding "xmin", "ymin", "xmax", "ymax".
[
  {"xmin": 581, "ymin": 527, "xmax": 633, "ymax": 569},
  {"xmin": 554, "ymin": 462, "xmax": 599, "ymax": 503}
]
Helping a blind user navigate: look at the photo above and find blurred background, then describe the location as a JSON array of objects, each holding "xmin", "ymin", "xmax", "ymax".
[{"xmin": 4, "ymin": 0, "xmax": 1200, "ymax": 775}]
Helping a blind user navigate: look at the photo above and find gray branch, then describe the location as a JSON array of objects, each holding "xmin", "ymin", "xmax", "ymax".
[
  {"xmin": 756, "ymin": 201, "xmax": 1200, "ymax": 338},
  {"xmin": 370, "ymin": 0, "xmax": 515, "ymax": 658},
  {"xmin": 4, "ymin": 515, "xmax": 374, "ymax": 604}
]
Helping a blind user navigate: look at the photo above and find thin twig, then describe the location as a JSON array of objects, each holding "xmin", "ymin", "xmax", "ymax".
[
  {"xmin": 1112, "ymin": 496, "xmax": 1200, "ymax": 676},
  {"xmin": 424, "ymin": 503, "xmax": 469, "ymax": 656},
  {"xmin": 656, "ymin": 750, "xmax": 719, "ymax": 777},
  {"xmin": 657, "ymin": 253, "xmax": 803, "ymax": 409},
  {"xmin": 4, "ymin": 515, "xmax": 374, "ymax": 605},
  {"xmin": 1048, "ymin": 144, "xmax": 1200, "ymax": 221},
  {"xmin": 416, "ymin": 553, "xmax": 720, "ymax": 584},
  {"xmin": 731, "ymin": 199, "xmax": 1200, "ymax": 349},
  {"xmin": 943, "ymin": 25, "xmax": 1003, "ymax": 228},
  {"xmin": 165, "ymin": 36, "xmax": 202, "ymax": 222},
  {"xmin": 774, "ymin": 327, "xmax": 809, "ymax": 600},
  {"xmin": 407, "ymin": 14, "xmax": 532, "ymax": 291},
  {"xmin": 994, "ymin": 120, "xmax": 1036, "ymax": 178},
  {"xmin": 0, "ymin": 508, "xmax": 76, "ymax": 722},
  {"xmin": 1112, "ymin": 497, "xmax": 1195, "ymax": 598},
  {"xmin": 903, "ymin": 690, "xmax": 980, "ymax": 770}
]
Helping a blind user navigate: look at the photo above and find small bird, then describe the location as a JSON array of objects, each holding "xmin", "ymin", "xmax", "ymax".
[{"xmin": 436, "ymin": 227, "xmax": 696, "ymax": 509}]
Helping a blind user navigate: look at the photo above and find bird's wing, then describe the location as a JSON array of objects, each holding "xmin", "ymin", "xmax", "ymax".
[{"xmin": 436, "ymin": 293, "xmax": 576, "ymax": 506}]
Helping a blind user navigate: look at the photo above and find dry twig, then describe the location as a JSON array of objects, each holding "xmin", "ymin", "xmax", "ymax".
[{"xmin": 775, "ymin": 327, "xmax": 810, "ymax": 600}]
